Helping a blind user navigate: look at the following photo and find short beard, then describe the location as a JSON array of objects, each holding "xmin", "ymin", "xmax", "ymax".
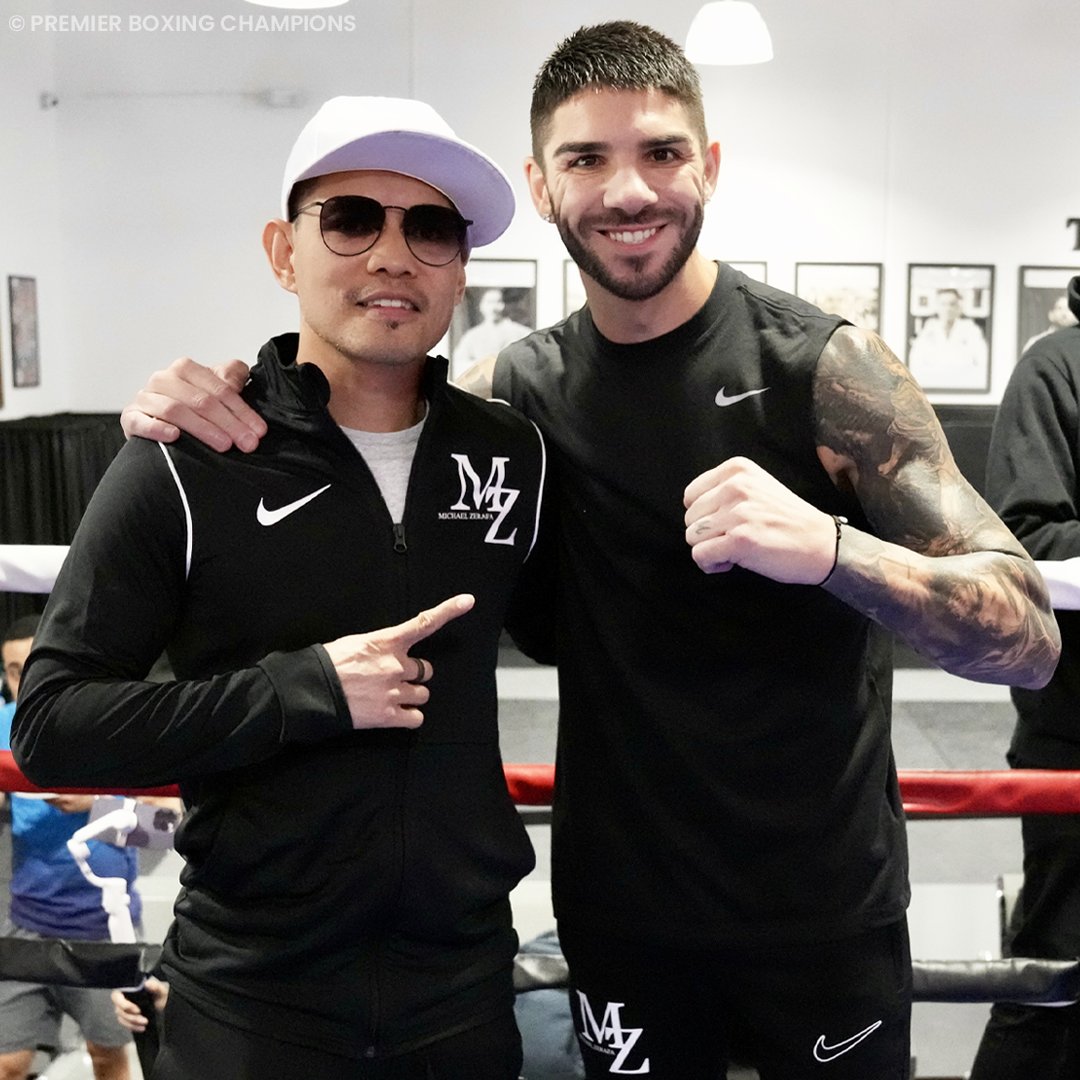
[{"xmin": 555, "ymin": 203, "xmax": 704, "ymax": 302}]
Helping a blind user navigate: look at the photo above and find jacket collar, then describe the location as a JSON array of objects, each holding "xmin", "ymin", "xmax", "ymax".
[{"xmin": 247, "ymin": 333, "xmax": 450, "ymax": 425}]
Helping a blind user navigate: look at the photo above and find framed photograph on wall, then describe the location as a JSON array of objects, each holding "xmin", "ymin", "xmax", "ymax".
[
  {"xmin": 8, "ymin": 275, "xmax": 40, "ymax": 388},
  {"xmin": 795, "ymin": 262, "xmax": 882, "ymax": 332},
  {"xmin": 563, "ymin": 260, "xmax": 587, "ymax": 318},
  {"xmin": 727, "ymin": 261, "xmax": 767, "ymax": 283},
  {"xmin": 1017, "ymin": 265, "xmax": 1079, "ymax": 357},
  {"xmin": 448, "ymin": 260, "xmax": 537, "ymax": 379},
  {"xmin": 905, "ymin": 264, "xmax": 993, "ymax": 393}
]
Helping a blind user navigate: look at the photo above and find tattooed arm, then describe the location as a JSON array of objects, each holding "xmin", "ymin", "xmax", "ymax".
[
  {"xmin": 812, "ymin": 325, "xmax": 1058, "ymax": 687},
  {"xmin": 684, "ymin": 325, "xmax": 1058, "ymax": 688}
]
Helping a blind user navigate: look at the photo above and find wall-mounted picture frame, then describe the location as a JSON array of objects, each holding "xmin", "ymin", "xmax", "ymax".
[
  {"xmin": 563, "ymin": 260, "xmax": 587, "ymax": 318},
  {"xmin": 727, "ymin": 261, "xmax": 767, "ymax": 283},
  {"xmin": 8, "ymin": 275, "xmax": 40, "ymax": 388},
  {"xmin": 906, "ymin": 263, "xmax": 993, "ymax": 393},
  {"xmin": 1017, "ymin": 265, "xmax": 1079, "ymax": 357},
  {"xmin": 795, "ymin": 262, "xmax": 882, "ymax": 332},
  {"xmin": 449, "ymin": 259, "xmax": 537, "ymax": 379}
]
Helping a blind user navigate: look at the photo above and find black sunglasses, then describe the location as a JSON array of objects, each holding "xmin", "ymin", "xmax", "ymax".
[{"xmin": 292, "ymin": 195, "xmax": 471, "ymax": 267}]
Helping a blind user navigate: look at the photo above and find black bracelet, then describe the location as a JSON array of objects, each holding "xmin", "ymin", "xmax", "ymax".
[{"xmin": 818, "ymin": 514, "xmax": 848, "ymax": 586}]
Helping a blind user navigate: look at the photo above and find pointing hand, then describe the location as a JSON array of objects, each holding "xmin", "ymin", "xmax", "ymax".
[{"xmin": 322, "ymin": 594, "xmax": 476, "ymax": 729}]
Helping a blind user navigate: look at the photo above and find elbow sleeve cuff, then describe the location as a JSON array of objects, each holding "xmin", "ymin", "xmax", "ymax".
[{"xmin": 258, "ymin": 645, "xmax": 351, "ymax": 744}]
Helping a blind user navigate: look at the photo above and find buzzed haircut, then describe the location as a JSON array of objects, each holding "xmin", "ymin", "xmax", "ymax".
[{"xmin": 530, "ymin": 20, "xmax": 708, "ymax": 162}]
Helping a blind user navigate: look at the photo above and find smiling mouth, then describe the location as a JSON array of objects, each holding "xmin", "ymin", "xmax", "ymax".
[
  {"xmin": 601, "ymin": 226, "xmax": 661, "ymax": 246},
  {"xmin": 361, "ymin": 298, "xmax": 419, "ymax": 312}
]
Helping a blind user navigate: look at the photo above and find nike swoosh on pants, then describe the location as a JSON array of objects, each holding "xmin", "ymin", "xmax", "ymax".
[{"xmin": 812, "ymin": 1019, "xmax": 883, "ymax": 1063}]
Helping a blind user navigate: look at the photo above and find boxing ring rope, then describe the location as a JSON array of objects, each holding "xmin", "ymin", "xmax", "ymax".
[
  {"xmin": 5, "ymin": 544, "xmax": 1080, "ymax": 1007},
  {"xmin": 6, "ymin": 754, "xmax": 1080, "ymax": 820},
  {"xmin": 5, "ymin": 752, "xmax": 1080, "ymax": 1004},
  {"xmin": 509, "ymin": 765, "xmax": 1080, "ymax": 820},
  {"xmin": 508, "ymin": 766, "xmax": 1080, "ymax": 1005}
]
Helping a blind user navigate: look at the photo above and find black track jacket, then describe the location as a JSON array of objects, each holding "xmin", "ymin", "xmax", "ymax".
[{"xmin": 14, "ymin": 334, "xmax": 547, "ymax": 1059}]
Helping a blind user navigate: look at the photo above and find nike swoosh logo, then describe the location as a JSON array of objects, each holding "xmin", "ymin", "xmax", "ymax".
[
  {"xmin": 715, "ymin": 386, "xmax": 770, "ymax": 407},
  {"xmin": 813, "ymin": 1020, "xmax": 883, "ymax": 1063},
  {"xmin": 256, "ymin": 484, "xmax": 331, "ymax": 527}
]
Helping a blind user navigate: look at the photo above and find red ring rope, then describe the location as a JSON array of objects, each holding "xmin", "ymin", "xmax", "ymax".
[{"xmin": 4, "ymin": 753, "xmax": 1080, "ymax": 818}]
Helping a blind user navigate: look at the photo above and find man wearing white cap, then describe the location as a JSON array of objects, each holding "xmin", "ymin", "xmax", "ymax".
[{"xmin": 13, "ymin": 97, "xmax": 547, "ymax": 1079}]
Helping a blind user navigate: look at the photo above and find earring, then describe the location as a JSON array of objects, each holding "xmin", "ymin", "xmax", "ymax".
[{"xmin": 543, "ymin": 212, "xmax": 554, "ymax": 223}]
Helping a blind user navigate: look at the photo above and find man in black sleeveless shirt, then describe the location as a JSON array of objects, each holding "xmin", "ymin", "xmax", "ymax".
[{"xmin": 119, "ymin": 23, "xmax": 1060, "ymax": 1080}]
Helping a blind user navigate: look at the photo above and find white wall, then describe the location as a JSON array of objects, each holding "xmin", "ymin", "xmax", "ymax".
[
  {"xmin": 0, "ymin": 0, "xmax": 1077, "ymax": 419},
  {"xmin": 0, "ymin": 0, "xmax": 62, "ymax": 418}
]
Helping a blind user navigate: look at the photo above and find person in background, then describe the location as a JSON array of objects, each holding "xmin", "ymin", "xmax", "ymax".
[
  {"xmin": 112, "ymin": 976, "xmax": 168, "ymax": 1036},
  {"xmin": 114, "ymin": 22, "xmax": 1060, "ymax": 1079},
  {"xmin": 12, "ymin": 95, "xmax": 547, "ymax": 1080},
  {"xmin": 970, "ymin": 274, "xmax": 1080, "ymax": 1079},
  {"xmin": 907, "ymin": 286, "xmax": 989, "ymax": 389},
  {"xmin": 0, "ymin": 615, "xmax": 136, "ymax": 1080},
  {"xmin": 1022, "ymin": 291, "xmax": 1078, "ymax": 354},
  {"xmin": 452, "ymin": 287, "xmax": 532, "ymax": 369}
]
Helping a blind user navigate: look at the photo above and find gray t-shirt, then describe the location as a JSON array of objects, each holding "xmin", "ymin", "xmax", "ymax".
[{"xmin": 340, "ymin": 408, "xmax": 427, "ymax": 524}]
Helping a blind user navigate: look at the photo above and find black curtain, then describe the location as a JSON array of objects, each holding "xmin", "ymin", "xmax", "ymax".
[
  {"xmin": 932, "ymin": 403, "xmax": 999, "ymax": 498},
  {"xmin": 0, "ymin": 413, "xmax": 125, "ymax": 631}
]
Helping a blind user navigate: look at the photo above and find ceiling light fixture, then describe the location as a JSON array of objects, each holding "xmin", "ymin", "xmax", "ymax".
[{"xmin": 685, "ymin": 0, "xmax": 774, "ymax": 66}]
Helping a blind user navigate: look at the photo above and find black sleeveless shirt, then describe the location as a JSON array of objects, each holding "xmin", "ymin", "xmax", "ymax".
[{"xmin": 495, "ymin": 264, "xmax": 907, "ymax": 946}]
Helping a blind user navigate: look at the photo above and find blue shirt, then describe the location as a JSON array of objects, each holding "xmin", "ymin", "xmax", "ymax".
[{"xmin": 0, "ymin": 700, "xmax": 140, "ymax": 939}]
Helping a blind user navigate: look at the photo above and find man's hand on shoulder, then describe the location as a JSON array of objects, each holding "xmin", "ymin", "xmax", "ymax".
[{"xmin": 120, "ymin": 356, "xmax": 266, "ymax": 453}]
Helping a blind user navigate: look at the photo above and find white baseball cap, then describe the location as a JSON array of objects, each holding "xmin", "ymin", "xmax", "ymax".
[{"xmin": 280, "ymin": 95, "xmax": 515, "ymax": 249}]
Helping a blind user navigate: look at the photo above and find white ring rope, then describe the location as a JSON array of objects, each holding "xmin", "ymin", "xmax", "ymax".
[
  {"xmin": 0, "ymin": 545, "xmax": 70, "ymax": 594},
  {"xmin": 5, "ymin": 544, "xmax": 1080, "ymax": 608}
]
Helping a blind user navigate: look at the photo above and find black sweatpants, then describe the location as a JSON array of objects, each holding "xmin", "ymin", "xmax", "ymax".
[{"xmin": 560, "ymin": 919, "xmax": 912, "ymax": 1080}]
